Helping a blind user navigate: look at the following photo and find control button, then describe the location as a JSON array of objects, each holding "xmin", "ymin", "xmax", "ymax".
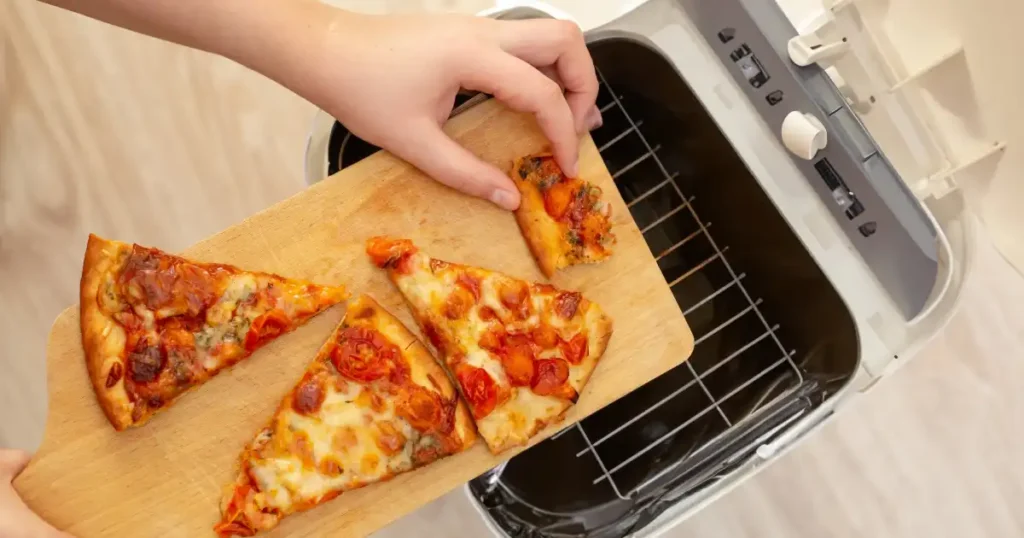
[
  {"xmin": 858, "ymin": 221, "xmax": 877, "ymax": 237},
  {"xmin": 730, "ymin": 44, "xmax": 752, "ymax": 62},
  {"xmin": 718, "ymin": 28, "xmax": 735, "ymax": 44},
  {"xmin": 781, "ymin": 111, "xmax": 828, "ymax": 160},
  {"xmin": 845, "ymin": 199, "xmax": 865, "ymax": 219},
  {"xmin": 831, "ymin": 187, "xmax": 854, "ymax": 208},
  {"xmin": 766, "ymin": 90, "xmax": 784, "ymax": 106},
  {"xmin": 730, "ymin": 44, "xmax": 770, "ymax": 88}
]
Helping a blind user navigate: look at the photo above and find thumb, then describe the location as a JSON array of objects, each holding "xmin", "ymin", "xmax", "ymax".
[
  {"xmin": 0, "ymin": 449, "xmax": 74, "ymax": 538},
  {"xmin": 387, "ymin": 119, "xmax": 521, "ymax": 211},
  {"xmin": 0, "ymin": 449, "xmax": 30, "ymax": 483}
]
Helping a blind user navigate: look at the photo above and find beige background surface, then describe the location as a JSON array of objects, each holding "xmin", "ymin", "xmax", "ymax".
[{"xmin": 1, "ymin": 1, "xmax": 1021, "ymax": 537}]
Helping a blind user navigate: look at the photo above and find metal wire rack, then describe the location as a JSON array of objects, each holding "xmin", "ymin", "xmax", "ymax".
[{"xmin": 550, "ymin": 72, "xmax": 805, "ymax": 501}]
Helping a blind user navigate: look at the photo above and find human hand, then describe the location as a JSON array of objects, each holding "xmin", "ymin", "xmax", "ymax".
[
  {"xmin": 0, "ymin": 449, "xmax": 73, "ymax": 538},
  {"xmin": 236, "ymin": 5, "xmax": 600, "ymax": 211}
]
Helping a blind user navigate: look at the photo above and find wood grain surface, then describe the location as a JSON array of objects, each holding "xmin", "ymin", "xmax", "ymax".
[{"xmin": 11, "ymin": 98, "xmax": 694, "ymax": 538}]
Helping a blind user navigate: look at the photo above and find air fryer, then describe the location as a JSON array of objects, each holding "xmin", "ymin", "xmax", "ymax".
[{"xmin": 317, "ymin": 37, "xmax": 859, "ymax": 538}]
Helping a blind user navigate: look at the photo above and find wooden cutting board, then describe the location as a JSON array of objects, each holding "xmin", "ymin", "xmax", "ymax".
[{"xmin": 14, "ymin": 98, "xmax": 694, "ymax": 538}]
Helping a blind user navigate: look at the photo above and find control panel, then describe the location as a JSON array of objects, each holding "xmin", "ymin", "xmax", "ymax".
[{"xmin": 681, "ymin": 0, "xmax": 940, "ymax": 320}]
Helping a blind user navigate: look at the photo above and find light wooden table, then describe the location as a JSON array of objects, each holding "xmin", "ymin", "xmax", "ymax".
[{"xmin": 2, "ymin": 1, "xmax": 1021, "ymax": 537}]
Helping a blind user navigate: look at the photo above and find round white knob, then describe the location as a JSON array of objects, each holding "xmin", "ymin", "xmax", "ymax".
[{"xmin": 781, "ymin": 111, "xmax": 828, "ymax": 160}]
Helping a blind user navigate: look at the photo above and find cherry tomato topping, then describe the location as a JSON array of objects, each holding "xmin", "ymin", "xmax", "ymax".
[
  {"xmin": 561, "ymin": 333, "xmax": 589, "ymax": 365},
  {"xmin": 544, "ymin": 180, "xmax": 578, "ymax": 220},
  {"xmin": 244, "ymin": 310, "xmax": 290, "ymax": 351},
  {"xmin": 365, "ymin": 237, "xmax": 417, "ymax": 273},
  {"xmin": 456, "ymin": 364, "xmax": 498, "ymax": 419},
  {"xmin": 330, "ymin": 327, "xmax": 396, "ymax": 382},
  {"xmin": 504, "ymin": 333, "xmax": 532, "ymax": 348},
  {"xmin": 397, "ymin": 386, "xmax": 444, "ymax": 432},
  {"xmin": 478, "ymin": 327, "xmax": 504, "ymax": 352},
  {"xmin": 532, "ymin": 325, "xmax": 559, "ymax": 348},
  {"xmin": 499, "ymin": 281, "xmax": 531, "ymax": 320},
  {"xmin": 444, "ymin": 286, "xmax": 475, "ymax": 320},
  {"xmin": 478, "ymin": 306, "xmax": 498, "ymax": 321},
  {"xmin": 531, "ymin": 359, "xmax": 572, "ymax": 398},
  {"xmin": 500, "ymin": 343, "xmax": 536, "ymax": 387}
]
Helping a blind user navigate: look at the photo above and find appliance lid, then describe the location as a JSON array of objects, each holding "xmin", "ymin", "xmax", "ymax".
[{"xmin": 786, "ymin": 0, "xmax": 1023, "ymax": 277}]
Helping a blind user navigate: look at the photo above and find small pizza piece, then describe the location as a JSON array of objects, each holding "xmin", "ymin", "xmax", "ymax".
[
  {"xmin": 511, "ymin": 152, "xmax": 616, "ymax": 276},
  {"xmin": 366, "ymin": 237, "xmax": 613, "ymax": 454},
  {"xmin": 214, "ymin": 295, "xmax": 475, "ymax": 537},
  {"xmin": 79, "ymin": 234, "xmax": 348, "ymax": 431}
]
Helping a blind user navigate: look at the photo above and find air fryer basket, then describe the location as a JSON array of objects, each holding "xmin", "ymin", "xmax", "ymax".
[{"xmin": 465, "ymin": 39, "xmax": 860, "ymax": 537}]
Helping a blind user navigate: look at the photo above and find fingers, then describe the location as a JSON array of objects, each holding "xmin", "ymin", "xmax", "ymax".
[
  {"xmin": 584, "ymin": 104, "xmax": 603, "ymax": 130},
  {"xmin": 0, "ymin": 449, "xmax": 30, "ymax": 482},
  {"xmin": 497, "ymin": 19, "xmax": 600, "ymax": 134},
  {"xmin": 388, "ymin": 119, "xmax": 521, "ymax": 210},
  {"xmin": 461, "ymin": 52, "xmax": 580, "ymax": 177},
  {"xmin": 535, "ymin": 65, "xmax": 602, "ymax": 132}
]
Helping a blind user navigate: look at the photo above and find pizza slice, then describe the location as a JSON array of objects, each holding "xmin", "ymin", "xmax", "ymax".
[
  {"xmin": 510, "ymin": 152, "xmax": 616, "ymax": 276},
  {"xmin": 80, "ymin": 233, "xmax": 348, "ymax": 431},
  {"xmin": 366, "ymin": 237, "xmax": 614, "ymax": 454},
  {"xmin": 214, "ymin": 295, "xmax": 476, "ymax": 537}
]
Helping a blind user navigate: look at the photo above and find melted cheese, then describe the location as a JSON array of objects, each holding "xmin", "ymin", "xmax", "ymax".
[
  {"xmin": 247, "ymin": 376, "xmax": 419, "ymax": 514},
  {"xmin": 206, "ymin": 274, "xmax": 256, "ymax": 325},
  {"xmin": 392, "ymin": 260, "xmax": 453, "ymax": 331},
  {"xmin": 476, "ymin": 388, "xmax": 568, "ymax": 449}
]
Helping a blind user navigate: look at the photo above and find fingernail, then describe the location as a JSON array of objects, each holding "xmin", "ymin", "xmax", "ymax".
[
  {"xmin": 490, "ymin": 189, "xmax": 518, "ymax": 211},
  {"xmin": 585, "ymin": 106, "xmax": 603, "ymax": 131}
]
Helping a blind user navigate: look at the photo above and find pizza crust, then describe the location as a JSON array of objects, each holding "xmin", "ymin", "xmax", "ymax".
[
  {"xmin": 481, "ymin": 396, "xmax": 574, "ymax": 454},
  {"xmin": 80, "ymin": 233, "xmax": 135, "ymax": 431},
  {"xmin": 510, "ymin": 154, "xmax": 567, "ymax": 278},
  {"xmin": 572, "ymin": 307, "xmax": 614, "ymax": 398}
]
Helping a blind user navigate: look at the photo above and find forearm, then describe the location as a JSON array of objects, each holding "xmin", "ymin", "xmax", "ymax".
[{"xmin": 39, "ymin": 0, "xmax": 345, "ymax": 100}]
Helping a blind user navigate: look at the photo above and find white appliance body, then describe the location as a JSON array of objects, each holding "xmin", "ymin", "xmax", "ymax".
[{"xmin": 305, "ymin": 0, "xmax": 996, "ymax": 535}]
